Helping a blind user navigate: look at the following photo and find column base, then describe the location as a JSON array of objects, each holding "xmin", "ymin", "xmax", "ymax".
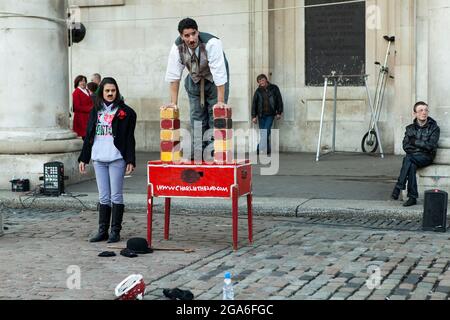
[
  {"xmin": 0, "ymin": 128, "xmax": 83, "ymax": 154},
  {"xmin": 418, "ymin": 147, "xmax": 450, "ymax": 195},
  {"xmin": 0, "ymin": 152, "xmax": 94, "ymax": 191}
]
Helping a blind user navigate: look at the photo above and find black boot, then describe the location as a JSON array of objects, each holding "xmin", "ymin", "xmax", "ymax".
[
  {"xmin": 108, "ymin": 203, "xmax": 124, "ymax": 243},
  {"xmin": 90, "ymin": 204, "xmax": 111, "ymax": 242},
  {"xmin": 391, "ymin": 187, "xmax": 401, "ymax": 200}
]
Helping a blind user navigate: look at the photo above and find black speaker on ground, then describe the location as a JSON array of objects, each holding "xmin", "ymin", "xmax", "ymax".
[
  {"xmin": 422, "ymin": 189, "xmax": 448, "ymax": 232},
  {"xmin": 43, "ymin": 162, "xmax": 65, "ymax": 197}
]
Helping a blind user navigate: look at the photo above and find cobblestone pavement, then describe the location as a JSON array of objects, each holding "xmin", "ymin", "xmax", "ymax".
[{"xmin": 1, "ymin": 207, "xmax": 450, "ymax": 300}]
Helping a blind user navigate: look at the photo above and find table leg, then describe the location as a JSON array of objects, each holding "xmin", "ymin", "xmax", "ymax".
[
  {"xmin": 247, "ymin": 193, "xmax": 253, "ymax": 244},
  {"xmin": 164, "ymin": 198, "xmax": 171, "ymax": 240},
  {"xmin": 232, "ymin": 185, "xmax": 239, "ymax": 251},
  {"xmin": 147, "ymin": 193, "xmax": 153, "ymax": 248}
]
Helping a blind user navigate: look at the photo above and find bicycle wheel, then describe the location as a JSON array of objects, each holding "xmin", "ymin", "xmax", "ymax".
[{"xmin": 361, "ymin": 130, "xmax": 379, "ymax": 153}]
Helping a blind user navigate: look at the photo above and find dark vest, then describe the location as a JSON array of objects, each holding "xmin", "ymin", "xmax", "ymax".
[{"xmin": 175, "ymin": 32, "xmax": 228, "ymax": 84}]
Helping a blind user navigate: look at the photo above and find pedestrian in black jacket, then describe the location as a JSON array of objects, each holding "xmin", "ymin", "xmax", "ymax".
[
  {"xmin": 78, "ymin": 77, "xmax": 137, "ymax": 243},
  {"xmin": 391, "ymin": 101, "xmax": 440, "ymax": 206},
  {"xmin": 251, "ymin": 74, "xmax": 283, "ymax": 155}
]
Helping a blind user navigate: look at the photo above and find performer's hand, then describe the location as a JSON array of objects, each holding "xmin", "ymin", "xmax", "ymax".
[
  {"xmin": 126, "ymin": 164, "xmax": 135, "ymax": 175},
  {"xmin": 79, "ymin": 162, "xmax": 86, "ymax": 174},
  {"xmin": 161, "ymin": 103, "xmax": 178, "ymax": 110},
  {"xmin": 276, "ymin": 114, "xmax": 282, "ymax": 120},
  {"xmin": 252, "ymin": 117, "xmax": 258, "ymax": 124}
]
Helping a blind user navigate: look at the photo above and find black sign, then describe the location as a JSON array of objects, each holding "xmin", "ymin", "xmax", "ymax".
[{"xmin": 305, "ymin": 0, "xmax": 366, "ymax": 86}]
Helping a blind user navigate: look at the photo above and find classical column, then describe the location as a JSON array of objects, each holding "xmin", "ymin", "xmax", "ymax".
[
  {"xmin": 417, "ymin": 0, "xmax": 450, "ymax": 194},
  {"xmin": 0, "ymin": 0, "xmax": 85, "ymax": 189}
]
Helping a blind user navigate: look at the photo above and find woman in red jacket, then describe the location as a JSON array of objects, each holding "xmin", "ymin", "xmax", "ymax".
[{"xmin": 73, "ymin": 75, "xmax": 94, "ymax": 139}]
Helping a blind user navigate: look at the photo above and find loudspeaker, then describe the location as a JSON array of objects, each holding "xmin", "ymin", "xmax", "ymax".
[
  {"xmin": 422, "ymin": 189, "xmax": 448, "ymax": 232},
  {"xmin": 43, "ymin": 162, "xmax": 65, "ymax": 197}
]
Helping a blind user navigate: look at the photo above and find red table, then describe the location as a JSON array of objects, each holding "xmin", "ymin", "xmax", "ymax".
[{"xmin": 147, "ymin": 160, "xmax": 253, "ymax": 250}]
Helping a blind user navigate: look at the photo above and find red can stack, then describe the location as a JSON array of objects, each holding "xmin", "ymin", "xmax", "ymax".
[
  {"xmin": 213, "ymin": 104, "xmax": 233, "ymax": 163},
  {"xmin": 160, "ymin": 105, "xmax": 181, "ymax": 162}
]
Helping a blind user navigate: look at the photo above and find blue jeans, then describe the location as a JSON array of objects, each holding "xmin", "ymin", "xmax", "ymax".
[
  {"xmin": 258, "ymin": 115, "xmax": 275, "ymax": 155},
  {"xmin": 93, "ymin": 159, "xmax": 126, "ymax": 205},
  {"xmin": 395, "ymin": 153, "xmax": 433, "ymax": 199}
]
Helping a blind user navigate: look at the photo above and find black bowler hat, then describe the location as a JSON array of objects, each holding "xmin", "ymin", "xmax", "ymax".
[{"xmin": 126, "ymin": 238, "xmax": 153, "ymax": 254}]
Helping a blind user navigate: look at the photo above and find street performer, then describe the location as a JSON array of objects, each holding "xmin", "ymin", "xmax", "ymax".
[{"xmin": 165, "ymin": 17, "xmax": 229, "ymax": 161}]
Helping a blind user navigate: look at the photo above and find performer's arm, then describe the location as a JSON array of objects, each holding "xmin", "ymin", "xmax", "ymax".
[
  {"xmin": 170, "ymin": 81, "xmax": 180, "ymax": 105},
  {"xmin": 165, "ymin": 43, "xmax": 184, "ymax": 106},
  {"xmin": 217, "ymin": 85, "xmax": 225, "ymax": 104}
]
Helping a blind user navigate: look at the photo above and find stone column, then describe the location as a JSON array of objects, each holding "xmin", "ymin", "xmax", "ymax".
[
  {"xmin": 417, "ymin": 0, "xmax": 450, "ymax": 194},
  {"xmin": 0, "ymin": 0, "xmax": 86, "ymax": 190},
  {"xmin": 393, "ymin": 0, "xmax": 416, "ymax": 154}
]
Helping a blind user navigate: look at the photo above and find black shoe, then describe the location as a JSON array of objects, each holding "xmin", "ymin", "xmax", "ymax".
[
  {"xmin": 90, "ymin": 204, "xmax": 111, "ymax": 242},
  {"xmin": 391, "ymin": 187, "xmax": 400, "ymax": 200},
  {"xmin": 403, "ymin": 198, "xmax": 417, "ymax": 207}
]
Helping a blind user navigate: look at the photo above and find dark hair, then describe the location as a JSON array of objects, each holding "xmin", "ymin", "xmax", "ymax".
[
  {"xmin": 257, "ymin": 74, "xmax": 268, "ymax": 82},
  {"xmin": 178, "ymin": 18, "xmax": 198, "ymax": 34},
  {"xmin": 94, "ymin": 77, "xmax": 123, "ymax": 111},
  {"xmin": 74, "ymin": 75, "xmax": 87, "ymax": 89},
  {"xmin": 413, "ymin": 101, "xmax": 428, "ymax": 112},
  {"xmin": 87, "ymin": 82, "xmax": 98, "ymax": 93}
]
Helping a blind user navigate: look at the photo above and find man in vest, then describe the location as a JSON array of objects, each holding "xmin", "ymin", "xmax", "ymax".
[{"xmin": 165, "ymin": 17, "xmax": 229, "ymax": 161}]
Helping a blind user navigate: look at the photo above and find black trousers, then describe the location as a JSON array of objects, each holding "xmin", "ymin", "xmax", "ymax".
[{"xmin": 395, "ymin": 153, "xmax": 433, "ymax": 199}]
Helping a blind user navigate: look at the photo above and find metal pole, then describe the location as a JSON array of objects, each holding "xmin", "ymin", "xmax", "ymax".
[
  {"xmin": 333, "ymin": 78, "xmax": 337, "ymax": 153},
  {"xmin": 316, "ymin": 77, "xmax": 328, "ymax": 162},
  {"xmin": 365, "ymin": 76, "xmax": 384, "ymax": 159}
]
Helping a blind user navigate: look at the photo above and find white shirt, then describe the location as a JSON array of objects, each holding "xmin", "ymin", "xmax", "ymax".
[
  {"xmin": 78, "ymin": 86, "xmax": 90, "ymax": 97},
  {"xmin": 165, "ymin": 37, "xmax": 228, "ymax": 86},
  {"xmin": 91, "ymin": 103, "xmax": 123, "ymax": 163}
]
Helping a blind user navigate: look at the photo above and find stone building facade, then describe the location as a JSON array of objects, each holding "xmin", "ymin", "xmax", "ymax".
[{"xmin": 0, "ymin": 0, "xmax": 448, "ymax": 192}]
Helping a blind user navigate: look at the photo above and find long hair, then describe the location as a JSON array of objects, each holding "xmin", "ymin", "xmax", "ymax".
[
  {"xmin": 93, "ymin": 77, "xmax": 123, "ymax": 111},
  {"xmin": 74, "ymin": 75, "xmax": 87, "ymax": 89}
]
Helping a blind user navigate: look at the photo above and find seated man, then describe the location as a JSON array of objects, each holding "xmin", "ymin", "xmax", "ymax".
[{"xmin": 391, "ymin": 101, "xmax": 440, "ymax": 207}]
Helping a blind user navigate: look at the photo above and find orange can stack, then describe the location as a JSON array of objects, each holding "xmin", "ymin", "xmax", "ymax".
[
  {"xmin": 213, "ymin": 104, "xmax": 233, "ymax": 163},
  {"xmin": 160, "ymin": 105, "xmax": 181, "ymax": 162}
]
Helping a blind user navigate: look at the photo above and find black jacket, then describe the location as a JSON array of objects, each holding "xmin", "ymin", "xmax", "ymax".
[
  {"xmin": 78, "ymin": 101, "xmax": 137, "ymax": 166},
  {"xmin": 251, "ymin": 83, "xmax": 283, "ymax": 118},
  {"xmin": 403, "ymin": 117, "xmax": 440, "ymax": 158}
]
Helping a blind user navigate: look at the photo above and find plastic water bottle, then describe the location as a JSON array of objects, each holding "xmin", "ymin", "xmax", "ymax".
[{"xmin": 223, "ymin": 272, "xmax": 234, "ymax": 300}]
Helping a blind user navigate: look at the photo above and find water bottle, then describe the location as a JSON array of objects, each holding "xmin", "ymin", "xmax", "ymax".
[{"xmin": 223, "ymin": 272, "xmax": 234, "ymax": 300}]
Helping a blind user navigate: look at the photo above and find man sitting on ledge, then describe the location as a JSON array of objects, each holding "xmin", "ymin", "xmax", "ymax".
[{"xmin": 391, "ymin": 101, "xmax": 440, "ymax": 207}]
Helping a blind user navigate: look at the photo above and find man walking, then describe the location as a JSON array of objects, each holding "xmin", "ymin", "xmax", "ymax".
[
  {"xmin": 251, "ymin": 74, "xmax": 283, "ymax": 156},
  {"xmin": 165, "ymin": 17, "xmax": 229, "ymax": 161},
  {"xmin": 391, "ymin": 101, "xmax": 440, "ymax": 206}
]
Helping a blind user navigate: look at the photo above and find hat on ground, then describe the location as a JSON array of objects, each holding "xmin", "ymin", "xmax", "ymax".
[
  {"xmin": 126, "ymin": 238, "xmax": 153, "ymax": 254},
  {"xmin": 115, "ymin": 274, "xmax": 146, "ymax": 300},
  {"xmin": 120, "ymin": 248, "xmax": 138, "ymax": 258}
]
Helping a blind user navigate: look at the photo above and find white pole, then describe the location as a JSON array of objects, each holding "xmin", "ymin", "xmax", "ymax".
[{"xmin": 316, "ymin": 77, "xmax": 328, "ymax": 162}]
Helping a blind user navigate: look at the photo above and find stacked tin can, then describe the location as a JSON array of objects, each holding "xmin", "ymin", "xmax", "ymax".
[
  {"xmin": 160, "ymin": 105, "xmax": 181, "ymax": 162},
  {"xmin": 213, "ymin": 104, "xmax": 233, "ymax": 163}
]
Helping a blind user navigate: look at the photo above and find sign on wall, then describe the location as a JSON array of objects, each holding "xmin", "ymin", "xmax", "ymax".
[{"xmin": 305, "ymin": 0, "xmax": 366, "ymax": 86}]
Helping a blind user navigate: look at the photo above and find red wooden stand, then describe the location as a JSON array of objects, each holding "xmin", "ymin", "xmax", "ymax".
[{"xmin": 147, "ymin": 160, "xmax": 253, "ymax": 250}]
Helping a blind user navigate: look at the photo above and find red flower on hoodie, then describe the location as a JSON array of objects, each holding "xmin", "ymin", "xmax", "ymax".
[{"xmin": 117, "ymin": 109, "xmax": 127, "ymax": 120}]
